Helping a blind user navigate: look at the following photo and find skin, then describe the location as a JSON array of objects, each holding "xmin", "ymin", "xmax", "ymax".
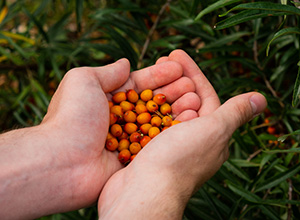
[{"xmin": 0, "ymin": 50, "xmax": 267, "ymax": 220}]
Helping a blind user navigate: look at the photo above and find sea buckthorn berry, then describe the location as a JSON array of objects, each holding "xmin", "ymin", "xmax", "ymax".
[
  {"xmin": 148, "ymin": 126, "xmax": 160, "ymax": 138},
  {"xmin": 161, "ymin": 126, "xmax": 169, "ymax": 132},
  {"xmin": 153, "ymin": 93, "xmax": 166, "ymax": 105},
  {"xmin": 140, "ymin": 136, "xmax": 151, "ymax": 147},
  {"xmin": 118, "ymin": 132, "xmax": 129, "ymax": 140},
  {"xmin": 112, "ymin": 92, "xmax": 127, "ymax": 103},
  {"xmin": 130, "ymin": 154, "xmax": 136, "ymax": 161},
  {"xmin": 162, "ymin": 116, "xmax": 172, "ymax": 127},
  {"xmin": 130, "ymin": 132, "xmax": 142, "ymax": 143},
  {"xmin": 120, "ymin": 101, "xmax": 135, "ymax": 112},
  {"xmin": 135, "ymin": 104, "xmax": 148, "ymax": 114},
  {"xmin": 110, "ymin": 124, "xmax": 123, "ymax": 137},
  {"xmin": 146, "ymin": 100, "xmax": 159, "ymax": 112},
  {"xmin": 106, "ymin": 138, "xmax": 119, "ymax": 151},
  {"xmin": 129, "ymin": 142, "xmax": 142, "ymax": 154},
  {"xmin": 124, "ymin": 110, "xmax": 137, "ymax": 123},
  {"xmin": 140, "ymin": 89, "xmax": 153, "ymax": 101},
  {"xmin": 140, "ymin": 123, "xmax": 152, "ymax": 135},
  {"xmin": 160, "ymin": 103, "xmax": 172, "ymax": 115},
  {"xmin": 110, "ymin": 105, "xmax": 124, "ymax": 118},
  {"xmin": 136, "ymin": 99, "xmax": 146, "ymax": 106},
  {"xmin": 151, "ymin": 116, "xmax": 162, "ymax": 127},
  {"xmin": 110, "ymin": 113, "xmax": 118, "ymax": 125},
  {"xmin": 124, "ymin": 122, "xmax": 138, "ymax": 134},
  {"xmin": 118, "ymin": 149, "xmax": 131, "ymax": 164},
  {"xmin": 108, "ymin": 101, "xmax": 114, "ymax": 109},
  {"xmin": 171, "ymin": 120, "xmax": 181, "ymax": 126},
  {"xmin": 267, "ymin": 126, "xmax": 276, "ymax": 135},
  {"xmin": 137, "ymin": 112, "xmax": 151, "ymax": 124},
  {"xmin": 126, "ymin": 89, "xmax": 139, "ymax": 103},
  {"xmin": 107, "ymin": 132, "xmax": 114, "ymax": 140},
  {"xmin": 118, "ymin": 139, "xmax": 130, "ymax": 151}
]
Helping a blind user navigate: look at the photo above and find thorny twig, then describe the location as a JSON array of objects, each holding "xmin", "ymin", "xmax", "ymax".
[{"xmin": 137, "ymin": 0, "xmax": 172, "ymax": 69}]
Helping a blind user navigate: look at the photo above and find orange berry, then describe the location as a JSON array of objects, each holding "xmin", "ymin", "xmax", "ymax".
[
  {"xmin": 124, "ymin": 122, "xmax": 138, "ymax": 134},
  {"xmin": 135, "ymin": 104, "xmax": 148, "ymax": 114},
  {"xmin": 151, "ymin": 116, "xmax": 162, "ymax": 127},
  {"xmin": 171, "ymin": 120, "xmax": 181, "ymax": 126},
  {"xmin": 110, "ymin": 105, "xmax": 124, "ymax": 119},
  {"xmin": 153, "ymin": 93, "xmax": 166, "ymax": 105},
  {"xmin": 106, "ymin": 138, "xmax": 119, "ymax": 151},
  {"xmin": 109, "ymin": 113, "xmax": 118, "ymax": 125},
  {"xmin": 148, "ymin": 126, "xmax": 160, "ymax": 138},
  {"xmin": 162, "ymin": 116, "xmax": 172, "ymax": 127},
  {"xmin": 136, "ymin": 99, "xmax": 146, "ymax": 105},
  {"xmin": 161, "ymin": 126, "xmax": 169, "ymax": 132},
  {"xmin": 137, "ymin": 112, "xmax": 152, "ymax": 124},
  {"xmin": 140, "ymin": 89, "xmax": 153, "ymax": 101},
  {"xmin": 126, "ymin": 89, "xmax": 139, "ymax": 103},
  {"xmin": 146, "ymin": 100, "xmax": 159, "ymax": 112},
  {"xmin": 118, "ymin": 138, "xmax": 130, "ymax": 151},
  {"xmin": 120, "ymin": 101, "xmax": 135, "ymax": 112},
  {"xmin": 130, "ymin": 132, "xmax": 142, "ymax": 143},
  {"xmin": 267, "ymin": 126, "xmax": 276, "ymax": 135},
  {"xmin": 108, "ymin": 101, "xmax": 114, "ymax": 109},
  {"xmin": 118, "ymin": 131, "xmax": 129, "ymax": 140},
  {"xmin": 112, "ymin": 92, "xmax": 127, "ymax": 103},
  {"xmin": 124, "ymin": 110, "xmax": 137, "ymax": 123},
  {"xmin": 129, "ymin": 142, "xmax": 142, "ymax": 154},
  {"xmin": 140, "ymin": 136, "xmax": 151, "ymax": 147},
  {"xmin": 118, "ymin": 149, "xmax": 131, "ymax": 164},
  {"xmin": 110, "ymin": 124, "xmax": 123, "ymax": 137},
  {"xmin": 160, "ymin": 103, "xmax": 171, "ymax": 115},
  {"xmin": 107, "ymin": 132, "xmax": 114, "ymax": 140},
  {"xmin": 140, "ymin": 123, "xmax": 152, "ymax": 135}
]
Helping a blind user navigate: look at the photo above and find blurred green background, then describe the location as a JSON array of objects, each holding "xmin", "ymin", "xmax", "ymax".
[{"xmin": 1, "ymin": 0, "xmax": 300, "ymax": 219}]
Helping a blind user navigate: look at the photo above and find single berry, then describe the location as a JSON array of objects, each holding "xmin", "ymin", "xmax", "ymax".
[
  {"xmin": 136, "ymin": 99, "xmax": 146, "ymax": 106},
  {"xmin": 140, "ymin": 123, "xmax": 152, "ymax": 135},
  {"xmin": 124, "ymin": 110, "xmax": 137, "ymax": 123},
  {"xmin": 153, "ymin": 94, "xmax": 166, "ymax": 105},
  {"xmin": 110, "ymin": 124, "xmax": 123, "ymax": 137},
  {"xmin": 110, "ymin": 105, "xmax": 124, "ymax": 120},
  {"xmin": 120, "ymin": 101, "xmax": 135, "ymax": 112},
  {"xmin": 171, "ymin": 120, "xmax": 181, "ymax": 126},
  {"xmin": 126, "ymin": 89, "xmax": 139, "ymax": 103},
  {"xmin": 118, "ymin": 149, "xmax": 131, "ymax": 164},
  {"xmin": 107, "ymin": 132, "xmax": 114, "ymax": 140},
  {"xmin": 151, "ymin": 116, "xmax": 162, "ymax": 127},
  {"xmin": 146, "ymin": 100, "xmax": 159, "ymax": 112},
  {"xmin": 140, "ymin": 136, "xmax": 151, "ymax": 147},
  {"xmin": 130, "ymin": 154, "xmax": 136, "ymax": 161},
  {"xmin": 118, "ymin": 139, "xmax": 130, "ymax": 151},
  {"xmin": 162, "ymin": 116, "xmax": 172, "ymax": 127},
  {"xmin": 118, "ymin": 132, "xmax": 129, "ymax": 140},
  {"xmin": 129, "ymin": 132, "xmax": 142, "ymax": 143},
  {"xmin": 129, "ymin": 142, "xmax": 142, "ymax": 154},
  {"xmin": 112, "ymin": 92, "xmax": 127, "ymax": 103},
  {"xmin": 140, "ymin": 89, "xmax": 153, "ymax": 102},
  {"xmin": 148, "ymin": 126, "xmax": 160, "ymax": 138},
  {"xmin": 108, "ymin": 101, "xmax": 114, "ymax": 109},
  {"xmin": 106, "ymin": 138, "xmax": 119, "ymax": 151},
  {"xmin": 124, "ymin": 122, "xmax": 138, "ymax": 134},
  {"xmin": 135, "ymin": 104, "xmax": 148, "ymax": 114},
  {"xmin": 137, "ymin": 112, "xmax": 152, "ymax": 124},
  {"xmin": 110, "ymin": 113, "xmax": 118, "ymax": 125},
  {"xmin": 160, "ymin": 103, "xmax": 172, "ymax": 115}
]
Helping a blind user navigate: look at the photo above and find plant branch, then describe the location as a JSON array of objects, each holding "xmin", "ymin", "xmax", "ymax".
[{"xmin": 137, "ymin": 0, "xmax": 172, "ymax": 69}]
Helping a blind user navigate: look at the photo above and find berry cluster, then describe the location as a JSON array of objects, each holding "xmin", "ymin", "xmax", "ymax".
[{"xmin": 106, "ymin": 89, "xmax": 180, "ymax": 164}]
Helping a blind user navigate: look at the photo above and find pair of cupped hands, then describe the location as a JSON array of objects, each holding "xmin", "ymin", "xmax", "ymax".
[{"xmin": 34, "ymin": 50, "xmax": 266, "ymax": 219}]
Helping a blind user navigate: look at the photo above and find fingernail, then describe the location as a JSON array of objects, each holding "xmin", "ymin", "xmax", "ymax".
[{"xmin": 250, "ymin": 93, "xmax": 267, "ymax": 116}]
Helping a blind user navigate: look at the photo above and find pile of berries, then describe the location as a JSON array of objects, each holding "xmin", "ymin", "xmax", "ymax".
[{"xmin": 106, "ymin": 89, "xmax": 180, "ymax": 164}]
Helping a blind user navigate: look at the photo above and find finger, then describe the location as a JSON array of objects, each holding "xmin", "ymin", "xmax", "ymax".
[
  {"xmin": 175, "ymin": 110, "xmax": 198, "ymax": 121},
  {"xmin": 94, "ymin": 58, "xmax": 131, "ymax": 93},
  {"xmin": 155, "ymin": 56, "xmax": 169, "ymax": 64},
  {"xmin": 168, "ymin": 49, "xmax": 220, "ymax": 116},
  {"xmin": 213, "ymin": 92, "xmax": 267, "ymax": 136},
  {"xmin": 153, "ymin": 77, "xmax": 196, "ymax": 103},
  {"xmin": 116, "ymin": 61, "xmax": 183, "ymax": 93},
  {"xmin": 171, "ymin": 92, "xmax": 201, "ymax": 118}
]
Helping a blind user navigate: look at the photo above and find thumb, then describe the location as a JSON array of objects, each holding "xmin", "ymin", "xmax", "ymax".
[
  {"xmin": 213, "ymin": 92, "xmax": 267, "ymax": 135},
  {"xmin": 95, "ymin": 58, "xmax": 131, "ymax": 93}
]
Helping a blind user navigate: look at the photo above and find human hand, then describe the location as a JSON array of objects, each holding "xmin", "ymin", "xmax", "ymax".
[{"xmin": 97, "ymin": 50, "xmax": 267, "ymax": 219}]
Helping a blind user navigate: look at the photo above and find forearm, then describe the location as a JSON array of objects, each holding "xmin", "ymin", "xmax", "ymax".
[{"xmin": 0, "ymin": 125, "xmax": 76, "ymax": 219}]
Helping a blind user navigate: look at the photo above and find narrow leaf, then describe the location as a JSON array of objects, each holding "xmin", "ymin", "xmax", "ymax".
[
  {"xmin": 255, "ymin": 163, "xmax": 300, "ymax": 192},
  {"xmin": 195, "ymin": 0, "xmax": 241, "ymax": 21},
  {"xmin": 292, "ymin": 65, "xmax": 300, "ymax": 106},
  {"xmin": 278, "ymin": 129, "xmax": 300, "ymax": 142},
  {"xmin": 0, "ymin": 5, "xmax": 8, "ymax": 24},
  {"xmin": 267, "ymin": 27, "xmax": 300, "ymax": 56}
]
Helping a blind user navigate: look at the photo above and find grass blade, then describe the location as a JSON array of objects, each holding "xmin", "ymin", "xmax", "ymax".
[{"xmin": 292, "ymin": 65, "xmax": 300, "ymax": 107}]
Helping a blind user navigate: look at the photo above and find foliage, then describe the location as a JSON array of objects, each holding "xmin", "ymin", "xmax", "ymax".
[{"xmin": 1, "ymin": 0, "xmax": 300, "ymax": 219}]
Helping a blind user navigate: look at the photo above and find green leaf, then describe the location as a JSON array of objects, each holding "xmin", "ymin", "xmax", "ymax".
[
  {"xmin": 220, "ymin": 2, "xmax": 300, "ymax": 17},
  {"xmin": 266, "ymin": 27, "xmax": 300, "ymax": 56},
  {"xmin": 292, "ymin": 66, "xmax": 300, "ymax": 107},
  {"xmin": 195, "ymin": 0, "xmax": 242, "ymax": 21},
  {"xmin": 255, "ymin": 163, "xmax": 300, "ymax": 192},
  {"xmin": 223, "ymin": 160, "xmax": 251, "ymax": 182},
  {"xmin": 278, "ymin": 129, "xmax": 300, "ymax": 142},
  {"xmin": 215, "ymin": 10, "xmax": 286, "ymax": 30}
]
